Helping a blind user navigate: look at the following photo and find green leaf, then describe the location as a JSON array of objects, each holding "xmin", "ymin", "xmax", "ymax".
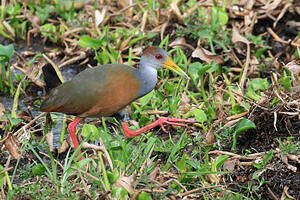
[
  {"xmin": 247, "ymin": 78, "xmax": 269, "ymax": 101},
  {"xmin": 211, "ymin": 6, "xmax": 228, "ymax": 26},
  {"xmin": 0, "ymin": 23, "xmax": 14, "ymax": 41},
  {"xmin": 279, "ymin": 74, "xmax": 292, "ymax": 91},
  {"xmin": 188, "ymin": 62, "xmax": 202, "ymax": 81},
  {"xmin": 107, "ymin": 170, "xmax": 119, "ymax": 184},
  {"xmin": 215, "ymin": 155, "xmax": 229, "ymax": 170},
  {"xmin": 11, "ymin": 81, "xmax": 22, "ymax": 118},
  {"xmin": 246, "ymin": 87, "xmax": 260, "ymax": 101},
  {"xmin": 81, "ymin": 124, "xmax": 99, "ymax": 142},
  {"xmin": 0, "ymin": 44, "xmax": 14, "ymax": 63},
  {"xmin": 255, "ymin": 46, "xmax": 269, "ymax": 58},
  {"xmin": 139, "ymin": 90, "xmax": 154, "ymax": 107},
  {"xmin": 40, "ymin": 23, "xmax": 56, "ymax": 38},
  {"xmin": 109, "ymin": 140, "xmax": 122, "ymax": 150},
  {"xmin": 78, "ymin": 35, "xmax": 102, "ymax": 50},
  {"xmin": 253, "ymin": 163, "xmax": 262, "ymax": 170},
  {"xmin": 231, "ymin": 105, "xmax": 246, "ymax": 115},
  {"xmin": 175, "ymin": 154, "xmax": 189, "ymax": 173},
  {"xmin": 262, "ymin": 150, "xmax": 273, "ymax": 166},
  {"xmin": 192, "ymin": 109, "xmax": 207, "ymax": 123},
  {"xmin": 252, "ymin": 169, "xmax": 263, "ymax": 180},
  {"xmin": 137, "ymin": 191, "xmax": 152, "ymax": 200},
  {"xmin": 249, "ymin": 78, "xmax": 269, "ymax": 91},
  {"xmin": 235, "ymin": 119, "xmax": 256, "ymax": 134},
  {"xmin": 32, "ymin": 164, "xmax": 46, "ymax": 176},
  {"xmin": 112, "ymin": 187, "xmax": 129, "ymax": 200},
  {"xmin": 168, "ymin": 97, "xmax": 180, "ymax": 114},
  {"xmin": 232, "ymin": 119, "xmax": 256, "ymax": 150},
  {"xmin": 0, "ymin": 165, "xmax": 5, "ymax": 187},
  {"xmin": 36, "ymin": 5, "xmax": 52, "ymax": 24},
  {"xmin": 98, "ymin": 50, "xmax": 110, "ymax": 64},
  {"xmin": 10, "ymin": 117, "xmax": 22, "ymax": 127},
  {"xmin": 198, "ymin": 64, "xmax": 212, "ymax": 76}
]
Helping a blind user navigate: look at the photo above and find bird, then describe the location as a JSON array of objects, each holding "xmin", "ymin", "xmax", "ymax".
[{"xmin": 40, "ymin": 46, "xmax": 194, "ymax": 160}]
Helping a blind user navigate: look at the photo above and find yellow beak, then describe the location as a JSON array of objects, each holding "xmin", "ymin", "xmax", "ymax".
[{"xmin": 163, "ymin": 57, "xmax": 190, "ymax": 79}]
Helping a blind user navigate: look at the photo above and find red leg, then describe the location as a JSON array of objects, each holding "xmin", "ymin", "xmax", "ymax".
[
  {"xmin": 122, "ymin": 117, "xmax": 195, "ymax": 138},
  {"xmin": 67, "ymin": 117, "xmax": 83, "ymax": 161}
]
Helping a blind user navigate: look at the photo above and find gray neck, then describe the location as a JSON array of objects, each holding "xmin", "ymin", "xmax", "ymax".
[{"xmin": 136, "ymin": 58, "xmax": 157, "ymax": 98}]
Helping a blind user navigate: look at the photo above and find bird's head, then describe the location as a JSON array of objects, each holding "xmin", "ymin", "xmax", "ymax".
[{"xmin": 141, "ymin": 46, "xmax": 189, "ymax": 79}]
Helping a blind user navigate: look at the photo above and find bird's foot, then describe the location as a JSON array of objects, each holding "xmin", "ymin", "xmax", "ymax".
[
  {"xmin": 156, "ymin": 117, "xmax": 195, "ymax": 132},
  {"xmin": 67, "ymin": 117, "xmax": 83, "ymax": 161},
  {"xmin": 122, "ymin": 117, "xmax": 195, "ymax": 138}
]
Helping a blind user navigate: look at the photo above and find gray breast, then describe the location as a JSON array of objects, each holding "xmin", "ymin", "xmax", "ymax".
[{"xmin": 135, "ymin": 66, "xmax": 157, "ymax": 99}]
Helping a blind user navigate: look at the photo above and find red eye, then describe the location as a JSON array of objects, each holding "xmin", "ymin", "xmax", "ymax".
[{"xmin": 155, "ymin": 54, "xmax": 163, "ymax": 60}]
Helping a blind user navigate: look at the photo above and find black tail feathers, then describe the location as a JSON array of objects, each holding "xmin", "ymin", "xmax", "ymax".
[{"xmin": 42, "ymin": 63, "xmax": 62, "ymax": 93}]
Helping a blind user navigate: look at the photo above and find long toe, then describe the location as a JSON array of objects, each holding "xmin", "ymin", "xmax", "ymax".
[
  {"xmin": 164, "ymin": 121, "xmax": 187, "ymax": 127},
  {"xmin": 166, "ymin": 117, "xmax": 196, "ymax": 123}
]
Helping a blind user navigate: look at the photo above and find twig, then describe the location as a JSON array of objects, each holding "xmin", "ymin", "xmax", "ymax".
[
  {"xmin": 70, "ymin": 167, "xmax": 100, "ymax": 182},
  {"xmin": 219, "ymin": 88, "xmax": 269, "ymax": 111},
  {"xmin": 139, "ymin": 144, "xmax": 155, "ymax": 174},
  {"xmin": 239, "ymin": 43, "xmax": 251, "ymax": 89},
  {"xmin": 58, "ymin": 51, "xmax": 86, "ymax": 69},
  {"xmin": 14, "ymin": 112, "xmax": 46, "ymax": 137},
  {"xmin": 38, "ymin": 151, "xmax": 64, "ymax": 170},
  {"xmin": 179, "ymin": 185, "xmax": 225, "ymax": 197},
  {"xmin": 161, "ymin": 179, "xmax": 187, "ymax": 192},
  {"xmin": 267, "ymin": 28, "xmax": 290, "ymax": 44},
  {"xmin": 208, "ymin": 149, "xmax": 280, "ymax": 160},
  {"xmin": 0, "ymin": 167, "xmax": 13, "ymax": 176}
]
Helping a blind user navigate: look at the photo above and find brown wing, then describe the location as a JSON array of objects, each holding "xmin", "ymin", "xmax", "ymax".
[{"xmin": 40, "ymin": 64, "xmax": 140, "ymax": 117}]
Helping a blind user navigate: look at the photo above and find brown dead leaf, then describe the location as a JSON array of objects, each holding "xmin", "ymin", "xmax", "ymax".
[
  {"xmin": 223, "ymin": 159, "xmax": 237, "ymax": 171},
  {"xmin": 214, "ymin": 92, "xmax": 226, "ymax": 120},
  {"xmin": 59, "ymin": 140, "xmax": 69, "ymax": 153},
  {"xmin": 273, "ymin": 3, "xmax": 291, "ymax": 28},
  {"xmin": 117, "ymin": 0, "xmax": 133, "ymax": 17},
  {"xmin": 260, "ymin": 0, "xmax": 282, "ymax": 12},
  {"xmin": 170, "ymin": 0, "xmax": 183, "ymax": 23},
  {"xmin": 149, "ymin": 166, "xmax": 160, "ymax": 180},
  {"xmin": 5, "ymin": 135, "xmax": 21, "ymax": 159},
  {"xmin": 281, "ymin": 154, "xmax": 297, "ymax": 172},
  {"xmin": 120, "ymin": 37, "xmax": 133, "ymax": 51},
  {"xmin": 82, "ymin": 142, "xmax": 104, "ymax": 151},
  {"xmin": 44, "ymin": 113, "xmax": 54, "ymax": 152},
  {"xmin": 46, "ymin": 130, "xmax": 54, "ymax": 152},
  {"xmin": 205, "ymin": 129, "xmax": 215, "ymax": 145},
  {"xmin": 169, "ymin": 37, "xmax": 186, "ymax": 48},
  {"xmin": 286, "ymin": 154, "xmax": 300, "ymax": 163},
  {"xmin": 113, "ymin": 175, "xmax": 135, "ymax": 194},
  {"xmin": 285, "ymin": 59, "xmax": 300, "ymax": 85},
  {"xmin": 245, "ymin": 0, "xmax": 255, "ymax": 10},
  {"xmin": 178, "ymin": 92, "xmax": 190, "ymax": 112},
  {"xmin": 13, "ymin": 63, "xmax": 44, "ymax": 87},
  {"xmin": 128, "ymin": 120, "xmax": 139, "ymax": 128},
  {"xmin": 0, "ymin": 102, "xmax": 5, "ymax": 122},
  {"xmin": 192, "ymin": 47, "xmax": 224, "ymax": 64},
  {"xmin": 232, "ymin": 26, "xmax": 250, "ymax": 44},
  {"xmin": 169, "ymin": 37, "xmax": 195, "ymax": 50},
  {"xmin": 206, "ymin": 173, "xmax": 219, "ymax": 183},
  {"xmin": 141, "ymin": 10, "xmax": 148, "ymax": 33}
]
